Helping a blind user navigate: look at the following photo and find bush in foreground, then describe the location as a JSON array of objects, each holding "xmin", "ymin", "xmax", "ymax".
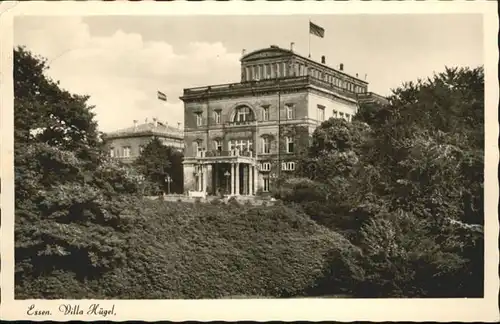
[{"xmin": 17, "ymin": 199, "xmax": 361, "ymax": 299}]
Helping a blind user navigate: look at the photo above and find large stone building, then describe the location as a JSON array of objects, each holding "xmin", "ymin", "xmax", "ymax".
[
  {"xmin": 180, "ymin": 45, "xmax": 387, "ymax": 196},
  {"xmin": 104, "ymin": 118, "xmax": 184, "ymax": 163}
]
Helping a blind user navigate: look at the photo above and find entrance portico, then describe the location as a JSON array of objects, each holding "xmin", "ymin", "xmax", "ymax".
[{"xmin": 184, "ymin": 149, "xmax": 259, "ymax": 196}]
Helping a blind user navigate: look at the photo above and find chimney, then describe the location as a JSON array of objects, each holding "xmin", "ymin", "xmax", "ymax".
[
  {"xmin": 339, "ymin": 63, "xmax": 344, "ymax": 71},
  {"xmin": 177, "ymin": 122, "xmax": 181, "ymax": 129},
  {"xmin": 133, "ymin": 119, "xmax": 138, "ymax": 131},
  {"xmin": 242, "ymin": 49, "xmax": 246, "ymax": 56},
  {"xmin": 153, "ymin": 117, "xmax": 158, "ymax": 127},
  {"xmin": 356, "ymin": 73, "xmax": 359, "ymax": 78},
  {"xmin": 321, "ymin": 55, "xmax": 326, "ymax": 64},
  {"xmin": 290, "ymin": 42, "xmax": 295, "ymax": 52}
]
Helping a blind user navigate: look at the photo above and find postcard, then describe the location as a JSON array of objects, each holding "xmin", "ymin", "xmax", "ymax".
[{"xmin": 0, "ymin": 0, "xmax": 498, "ymax": 321}]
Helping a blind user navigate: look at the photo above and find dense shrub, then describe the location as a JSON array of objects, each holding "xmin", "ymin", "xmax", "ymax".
[{"xmin": 17, "ymin": 200, "xmax": 360, "ymax": 299}]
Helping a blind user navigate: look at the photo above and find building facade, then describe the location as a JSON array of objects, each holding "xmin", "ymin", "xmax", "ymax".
[
  {"xmin": 104, "ymin": 118, "xmax": 184, "ymax": 163},
  {"xmin": 180, "ymin": 45, "xmax": 387, "ymax": 196}
]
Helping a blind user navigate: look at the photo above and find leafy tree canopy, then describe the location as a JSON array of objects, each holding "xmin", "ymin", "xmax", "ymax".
[
  {"xmin": 14, "ymin": 46, "xmax": 142, "ymax": 287},
  {"xmin": 134, "ymin": 137, "xmax": 184, "ymax": 194}
]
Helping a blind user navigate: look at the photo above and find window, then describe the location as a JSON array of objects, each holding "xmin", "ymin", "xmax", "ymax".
[
  {"xmin": 286, "ymin": 136, "xmax": 294, "ymax": 153},
  {"xmin": 262, "ymin": 137, "xmax": 271, "ymax": 154},
  {"xmin": 263, "ymin": 177, "xmax": 270, "ymax": 192},
  {"xmin": 214, "ymin": 139, "xmax": 222, "ymax": 151},
  {"xmin": 234, "ymin": 106, "xmax": 253, "ymax": 122},
  {"xmin": 214, "ymin": 110, "xmax": 221, "ymax": 124},
  {"xmin": 109, "ymin": 147, "xmax": 115, "ymax": 157},
  {"xmin": 281, "ymin": 162, "xmax": 296, "ymax": 171},
  {"xmin": 193, "ymin": 141, "xmax": 204, "ymax": 154},
  {"xmin": 230, "ymin": 139, "xmax": 253, "ymax": 152},
  {"xmin": 123, "ymin": 146, "xmax": 131, "ymax": 158},
  {"xmin": 333, "ymin": 110, "xmax": 338, "ymax": 118},
  {"xmin": 345, "ymin": 114, "xmax": 350, "ymax": 122},
  {"xmin": 262, "ymin": 106, "xmax": 269, "ymax": 121},
  {"xmin": 196, "ymin": 113, "xmax": 203, "ymax": 126},
  {"xmin": 317, "ymin": 105, "xmax": 325, "ymax": 121},
  {"xmin": 286, "ymin": 104, "xmax": 294, "ymax": 120},
  {"xmin": 260, "ymin": 162, "xmax": 271, "ymax": 171},
  {"xmin": 339, "ymin": 112, "xmax": 344, "ymax": 119}
]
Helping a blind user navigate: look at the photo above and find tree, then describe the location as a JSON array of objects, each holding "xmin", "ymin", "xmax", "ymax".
[
  {"xmin": 290, "ymin": 66, "xmax": 484, "ymax": 297},
  {"xmin": 134, "ymin": 137, "xmax": 184, "ymax": 194},
  {"xmin": 14, "ymin": 46, "xmax": 142, "ymax": 298}
]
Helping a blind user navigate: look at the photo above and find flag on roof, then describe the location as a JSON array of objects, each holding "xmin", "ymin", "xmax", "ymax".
[
  {"xmin": 157, "ymin": 91, "xmax": 167, "ymax": 101},
  {"xmin": 309, "ymin": 21, "xmax": 325, "ymax": 38}
]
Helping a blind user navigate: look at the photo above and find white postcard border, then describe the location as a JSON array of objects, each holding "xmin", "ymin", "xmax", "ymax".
[{"xmin": 0, "ymin": 0, "xmax": 498, "ymax": 322}]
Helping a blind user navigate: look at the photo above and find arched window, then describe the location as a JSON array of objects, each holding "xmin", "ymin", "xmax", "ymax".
[
  {"xmin": 233, "ymin": 106, "xmax": 254, "ymax": 122},
  {"xmin": 214, "ymin": 139, "xmax": 222, "ymax": 151}
]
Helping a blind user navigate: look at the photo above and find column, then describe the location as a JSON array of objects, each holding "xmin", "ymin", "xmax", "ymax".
[
  {"xmin": 203, "ymin": 165, "xmax": 208, "ymax": 193},
  {"xmin": 242, "ymin": 165, "xmax": 248, "ymax": 195},
  {"xmin": 214, "ymin": 164, "xmax": 219, "ymax": 194},
  {"xmin": 246, "ymin": 164, "xmax": 252, "ymax": 196},
  {"xmin": 253, "ymin": 164, "xmax": 258, "ymax": 195},
  {"xmin": 235, "ymin": 163, "xmax": 240, "ymax": 195},
  {"xmin": 197, "ymin": 166, "xmax": 202, "ymax": 191},
  {"xmin": 230, "ymin": 163, "xmax": 235, "ymax": 195},
  {"xmin": 249, "ymin": 166, "xmax": 254, "ymax": 196}
]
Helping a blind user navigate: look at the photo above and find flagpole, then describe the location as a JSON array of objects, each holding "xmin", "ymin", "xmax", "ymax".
[{"xmin": 308, "ymin": 18, "xmax": 311, "ymax": 58}]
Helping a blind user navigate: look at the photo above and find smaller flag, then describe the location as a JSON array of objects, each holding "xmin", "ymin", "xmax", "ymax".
[
  {"xmin": 309, "ymin": 21, "xmax": 325, "ymax": 38},
  {"xmin": 157, "ymin": 91, "xmax": 167, "ymax": 101}
]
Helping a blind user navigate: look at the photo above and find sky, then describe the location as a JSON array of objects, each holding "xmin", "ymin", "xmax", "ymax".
[{"xmin": 14, "ymin": 14, "xmax": 483, "ymax": 133}]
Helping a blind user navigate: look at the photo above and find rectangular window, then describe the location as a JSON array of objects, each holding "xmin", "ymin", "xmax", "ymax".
[
  {"xmin": 281, "ymin": 162, "xmax": 296, "ymax": 171},
  {"xmin": 196, "ymin": 113, "xmax": 203, "ymax": 126},
  {"xmin": 262, "ymin": 137, "xmax": 270, "ymax": 154},
  {"xmin": 339, "ymin": 112, "xmax": 344, "ymax": 120},
  {"xmin": 333, "ymin": 110, "xmax": 338, "ymax": 118},
  {"xmin": 260, "ymin": 162, "xmax": 271, "ymax": 171},
  {"xmin": 263, "ymin": 177, "xmax": 270, "ymax": 192},
  {"xmin": 317, "ymin": 105, "xmax": 325, "ymax": 121},
  {"xmin": 262, "ymin": 106, "xmax": 269, "ymax": 121},
  {"xmin": 193, "ymin": 141, "xmax": 198, "ymax": 154},
  {"xmin": 214, "ymin": 110, "xmax": 221, "ymax": 124},
  {"xmin": 286, "ymin": 136, "xmax": 294, "ymax": 153},
  {"xmin": 123, "ymin": 146, "xmax": 131, "ymax": 158},
  {"xmin": 230, "ymin": 139, "xmax": 253, "ymax": 152},
  {"xmin": 286, "ymin": 105, "xmax": 294, "ymax": 120}
]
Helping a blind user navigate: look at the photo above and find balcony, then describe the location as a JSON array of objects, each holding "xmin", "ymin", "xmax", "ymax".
[
  {"xmin": 184, "ymin": 149, "xmax": 256, "ymax": 165},
  {"xmin": 224, "ymin": 120, "xmax": 257, "ymax": 127}
]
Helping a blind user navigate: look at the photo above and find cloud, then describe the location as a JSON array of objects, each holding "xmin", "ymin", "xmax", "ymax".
[{"xmin": 14, "ymin": 17, "xmax": 241, "ymax": 133}]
